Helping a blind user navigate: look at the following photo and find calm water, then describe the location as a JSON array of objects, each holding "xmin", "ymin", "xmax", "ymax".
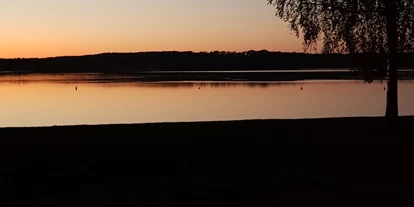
[
  {"xmin": 143, "ymin": 69, "xmax": 414, "ymax": 73},
  {"xmin": 1, "ymin": 73, "xmax": 413, "ymax": 127}
]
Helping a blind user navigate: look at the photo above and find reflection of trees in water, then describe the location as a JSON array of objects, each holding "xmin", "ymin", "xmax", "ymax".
[
  {"xmin": 136, "ymin": 82, "xmax": 276, "ymax": 88},
  {"xmin": 2, "ymin": 78, "xmax": 413, "ymax": 88},
  {"xmin": 134, "ymin": 81, "xmax": 375, "ymax": 88},
  {"xmin": 123, "ymin": 80, "xmax": 396, "ymax": 88},
  {"xmin": 0, "ymin": 80, "xmax": 364, "ymax": 88},
  {"xmin": 57, "ymin": 82, "xmax": 281, "ymax": 88},
  {"xmin": 1, "ymin": 72, "xmax": 414, "ymax": 87},
  {"xmin": 0, "ymin": 73, "xmax": 140, "ymax": 85},
  {"xmin": 201, "ymin": 82, "xmax": 273, "ymax": 88},
  {"xmin": 131, "ymin": 82, "xmax": 286, "ymax": 88}
]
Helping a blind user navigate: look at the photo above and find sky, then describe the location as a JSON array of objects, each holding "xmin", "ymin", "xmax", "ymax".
[{"xmin": 0, "ymin": 0, "xmax": 303, "ymax": 58}]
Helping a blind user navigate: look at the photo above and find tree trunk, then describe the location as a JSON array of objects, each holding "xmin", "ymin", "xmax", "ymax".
[
  {"xmin": 385, "ymin": 58, "xmax": 399, "ymax": 123},
  {"xmin": 385, "ymin": 0, "xmax": 399, "ymax": 124}
]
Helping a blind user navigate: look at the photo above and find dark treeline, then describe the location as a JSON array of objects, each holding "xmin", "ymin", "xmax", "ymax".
[{"xmin": 1, "ymin": 50, "xmax": 414, "ymax": 73}]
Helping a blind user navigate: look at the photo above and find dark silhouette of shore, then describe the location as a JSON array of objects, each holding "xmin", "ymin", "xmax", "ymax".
[
  {"xmin": 0, "ymin": 116, "xmax": 413, "ymax": 207},
  {"xmin": 2, "ymin": 51, "xmax": 414, "ymax": 74}
]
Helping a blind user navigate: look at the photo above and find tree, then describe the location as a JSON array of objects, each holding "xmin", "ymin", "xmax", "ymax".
[{"xmin": 267, "ymin": 0, "xmax": 414, "ymax": 124}]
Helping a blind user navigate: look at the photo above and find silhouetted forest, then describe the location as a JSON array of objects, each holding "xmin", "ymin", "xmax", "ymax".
[{"xmin": 1, "ymin": 50, "xmax": 414, "ymax": 73}]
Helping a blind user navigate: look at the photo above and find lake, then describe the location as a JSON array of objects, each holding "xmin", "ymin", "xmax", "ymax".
[{"xmin": 0, "ymin": 73, "xmax": 413, "ymax": 127}]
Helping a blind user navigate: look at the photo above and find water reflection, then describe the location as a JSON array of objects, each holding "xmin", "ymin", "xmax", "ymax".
[
  {"xmin": 136, "ymin": 82, "xmax": 277, "ymax": 88},
  {"xmin": 0, "ymin": 73, "xmax": 407, "ymax": 89},
  {"xmin": 0, "ymin": 73, "xmax": 139, "ymax": 85},
  {"xmin": 0, "ymin": 74, "xmax": 412, "ymax": 127},
  {"xmin": 70, "ymin": 80, "xmax": 386, "ymax": 89},
  {"xmin": 0, "ymin": 73, "xmax": 375, "ymax": 88}
]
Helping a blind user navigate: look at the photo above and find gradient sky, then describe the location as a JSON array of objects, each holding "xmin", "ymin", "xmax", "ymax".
[{"xmin": 0, "ymin": 0, "xmax": 303, "ymax": 58}]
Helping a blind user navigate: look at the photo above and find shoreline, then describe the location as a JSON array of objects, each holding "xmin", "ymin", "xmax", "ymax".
[
  {"xmin": 0, "ymin": 115, "xmax": 412, "ymax": 127},
  {"xmin": 1, "ymin": 116, "xmax": 413, "ymax": 206},
  {"xmin": 0, "ymin": 70, "xmax": 411, "ymax": 82},
  {"xmin": 1, "ymin": 115, "xmax": 412, "ymax": 136},
  {"xmin": 0, "ymin": 114, "xmax": 411, "ymax": 125}
]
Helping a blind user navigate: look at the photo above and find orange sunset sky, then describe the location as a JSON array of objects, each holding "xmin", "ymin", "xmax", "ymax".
[{"xmin": 0, "ymin": 0, "xmax": 303, "ymax": 58}]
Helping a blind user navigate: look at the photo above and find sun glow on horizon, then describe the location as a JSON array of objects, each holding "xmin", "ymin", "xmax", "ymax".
[{"xmin": 0, "ymin": 0, "xmax": 303, "ymax": 58}]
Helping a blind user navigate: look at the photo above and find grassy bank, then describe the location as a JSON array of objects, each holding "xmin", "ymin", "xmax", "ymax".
[{"xmin": 1, "ymin": 116, "xmax": 414, "ymax": 206}]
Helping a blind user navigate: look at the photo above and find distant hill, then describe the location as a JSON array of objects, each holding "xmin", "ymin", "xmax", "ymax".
[{"xmin": 0, "ymin": 50, "xmax": 413, "ymax": 73}]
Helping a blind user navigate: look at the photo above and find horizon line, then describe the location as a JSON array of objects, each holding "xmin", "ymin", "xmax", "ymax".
[
  {"xmin": 4, "ymin": 51, "xmax": 414, "ymax": 60},
  {"xmin": 0, "ymin": 50, "xmax": 329, "ymax": 59}
]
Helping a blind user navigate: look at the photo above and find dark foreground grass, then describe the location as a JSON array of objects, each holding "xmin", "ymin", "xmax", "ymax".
[{"xmin": 0, "ymin": 117, "xmax": 414, "ymax": 206}]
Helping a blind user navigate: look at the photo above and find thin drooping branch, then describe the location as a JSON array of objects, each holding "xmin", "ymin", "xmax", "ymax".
[
  {"xmin": 268, "ymin": 0, "xmax": 384, "ymax": 14},
  {"xmin": 267, "ymin": 0, "xmax": 414, "ymax": 55}
]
